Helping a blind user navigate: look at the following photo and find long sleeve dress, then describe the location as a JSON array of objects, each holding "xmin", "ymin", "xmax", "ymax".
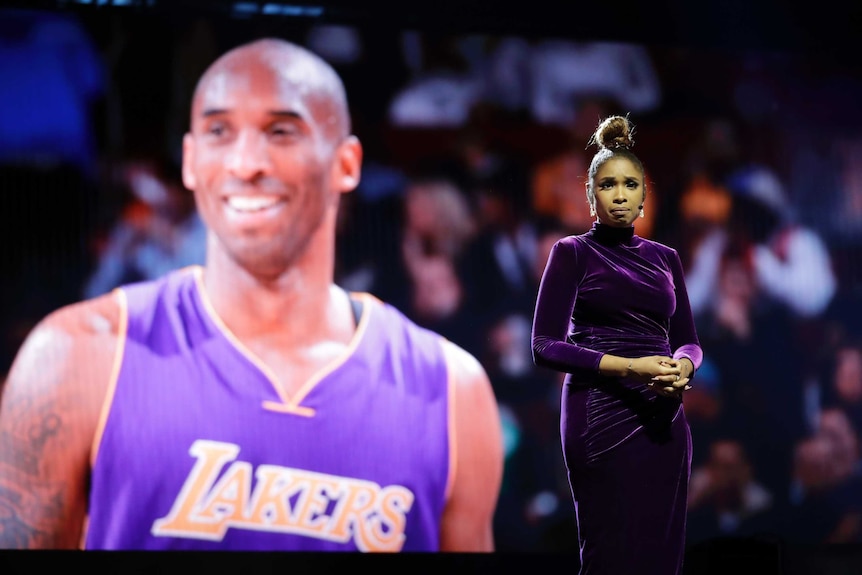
[{"xmin": 531, "ymin": 221, "xmax": 703, "ymax": 575}]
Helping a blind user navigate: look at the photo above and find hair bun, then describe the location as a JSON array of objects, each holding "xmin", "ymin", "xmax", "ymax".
[{"xmin": 592, "ymin": 115, "xmax": 634, "ymax": 150}]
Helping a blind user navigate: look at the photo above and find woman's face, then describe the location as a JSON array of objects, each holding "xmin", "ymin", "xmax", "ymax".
[{"xmin": 590, "ymin": 157, "xmax": 645, "ymax": 228}]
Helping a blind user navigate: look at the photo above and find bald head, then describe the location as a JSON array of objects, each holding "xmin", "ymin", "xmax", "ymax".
[{"xmin": 191, "ymin": 38, "xmax": 351, "ymax": 141}]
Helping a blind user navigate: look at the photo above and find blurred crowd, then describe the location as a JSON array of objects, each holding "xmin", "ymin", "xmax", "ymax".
[{"xmin": 2, "ymin": 8, "xmax": 862, "ymax": 552}]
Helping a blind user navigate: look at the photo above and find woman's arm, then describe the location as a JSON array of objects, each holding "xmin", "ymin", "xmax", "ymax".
[
  {"xmin": 667, "ymin": 247, "xmax": 703, "ymax": 379},
  {"xmin": 530, "ymin": 239, "xmax": 604, "ymax": 373}
]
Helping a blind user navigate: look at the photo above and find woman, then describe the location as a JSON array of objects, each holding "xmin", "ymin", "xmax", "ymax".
[{"xmin": 531, "ymin": 115, "xmax": 702, "ymax": 574}]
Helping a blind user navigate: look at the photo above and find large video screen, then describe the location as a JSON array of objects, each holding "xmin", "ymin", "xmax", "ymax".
[{"xmin": 2, "ymin": 0, "xmax": 862, "ymax": 555}]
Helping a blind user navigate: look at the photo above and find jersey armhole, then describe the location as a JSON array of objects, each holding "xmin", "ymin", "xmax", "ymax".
[
  {"xmin": 88, "ymin": 288, "xmax": 129, "ymax": 469},
  {"xmin": 442, "ymin": 340, "xmax": 457, "ymax": 503},
  {"xmin": 81, "ymin": 288, "xmax": 129, "ymax": 549}
]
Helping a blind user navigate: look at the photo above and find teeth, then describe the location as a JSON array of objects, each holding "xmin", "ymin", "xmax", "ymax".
[{"xmin": 227, "ymin": 196, "xmax": 281, "ymax": 212}]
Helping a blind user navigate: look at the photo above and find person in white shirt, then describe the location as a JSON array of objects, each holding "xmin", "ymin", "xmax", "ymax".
[{"xmin": 687, "ymin": 165, "xmax": 836, "ymax": 319}]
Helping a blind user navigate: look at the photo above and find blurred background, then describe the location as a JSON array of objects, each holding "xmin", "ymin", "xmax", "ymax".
[{"xmin": 1, "ymin": 0, "xmax": 862, "ymax": 568}]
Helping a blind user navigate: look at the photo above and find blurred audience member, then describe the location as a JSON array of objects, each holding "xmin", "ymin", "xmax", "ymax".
[
  {"xmin": 682, "ymin": 356, "xmax": 725, "ymax": 468},
  {"xmin": 818, "ymin": 408, "xmax": 862, "ymax": 484},
  {"xmin": 380, "ymin": 174, "xmax": 480, "ymax": 352},
  {"xmin": 687, "ymin": 439, "xmax": 775, "ymax": 544},
  {"xmin": 484, "ymin": 314, "xmax": 570, "ymax": 552},
  {"xmin": 688, "ymin": 164, "xmax": 836, "ymax": 320},
  {"xmin": 695, "ymin": 249, "xmax": 807, "ymax": 500},
  {"xmin": 485, "ymin": 313, "xmax": 551, "ymax": 404},
  {"xmin": 727, "ymin": 165, "xmax": 837, "ymax": 319},
  {"xmin": 401, "ymin": 176, "xmax": 477, "ymax": 261},
  {"xmin": 673, "ymin": 119, "xmax": 739, "ymax": 316},
  {"xmin": 459, "ymin": 161, "xmax": 539, "ymax": 328},
  {"xmin": 784, "ymin": 410, "xmax": 862, "ymax": 543},
  {"xmin": 83, "ymin": 158, "xmax": 205, "ymax": 298},
  {"xmin": 526, "ymin": 41, "xmax": 661, "ymax": 127},
  {"xmin": 821, "ymin": 343, "xmax": 862, "ymax": 434},
  {"xmin": 387, "ymin": 33, "xmax": 484, "ymax": 127},
  {"xmin": 402, "ymin": 253, "xmax": 481, "ymax": 356}
]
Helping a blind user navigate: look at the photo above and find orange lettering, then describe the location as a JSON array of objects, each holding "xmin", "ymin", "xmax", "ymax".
[
  {"xmin": 373, "ymin": 486, "xmax": 414, "ymax": 551},
  {"xmin": 151, "ymin": 440, "xmax": 239, "ymax": 539},
  {"xmin": 329, "ymin": 482, "xmax": 377, "ymax": 543},
  {"xmin": 354, "ymin": 486, "xmax": 413, "ymax": 552},
  {"xmin": 196, "ymin": 462, "xmax": 253, "ymax": 525},
  {"xmin": 150, "ymin": 441, "xmax": 416, "ymax": 549},
  {"xmin": 245, "ymin": 466, "xmax": 305, "ymax": 528},
  {"xmin": 292, "ymin": 477, "xmax": 341, "ymax": 535}
]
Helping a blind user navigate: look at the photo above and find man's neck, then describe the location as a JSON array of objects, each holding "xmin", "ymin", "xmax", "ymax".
[{"xmin": 201, "ymin": 249, "xmax": 345, "ymax": 343}]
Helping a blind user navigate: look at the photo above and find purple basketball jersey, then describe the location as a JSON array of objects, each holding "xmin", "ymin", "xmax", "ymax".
[{"xmin": 83, "ymin": 267, "xmax": 452, "ymax": 551}]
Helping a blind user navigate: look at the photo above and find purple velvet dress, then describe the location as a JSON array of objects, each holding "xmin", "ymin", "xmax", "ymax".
[{"xmin": 532, "ymin": 222, "xmax": 702, "ymax": 574}]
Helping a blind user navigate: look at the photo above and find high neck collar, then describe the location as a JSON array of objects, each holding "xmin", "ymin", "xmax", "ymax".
[{"xmin": 587, "ymin": 221, "xmax": 636, "ymax": 245}]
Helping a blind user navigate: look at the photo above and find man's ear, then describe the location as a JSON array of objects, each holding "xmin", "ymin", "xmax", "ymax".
[
  {"xmin": 333, "ymin": 135, "xmax": 362, "ymax": 194},
  {"xmin": 182, "ymin": 133, "xmax": 197, "ymax": 191}
]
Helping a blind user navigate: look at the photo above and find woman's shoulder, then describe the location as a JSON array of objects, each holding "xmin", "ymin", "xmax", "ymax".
[
  {"xmin": 551, "ymin": 233, "xmax": 595, "ymax": 257},
  {"xmin": 550, "ymin": 233, "xmax": 579, "ymax": 249},
  {"xmin": 635, "ymin": 235, "xmax": 680, "ymax": 256}
]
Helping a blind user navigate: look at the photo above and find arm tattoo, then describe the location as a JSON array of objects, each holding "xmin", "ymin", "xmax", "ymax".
[
  {"xmin": 0, "ymin": 487, "xmax": 59, "ymax": 548},
  {"xmin": 0, "ymin": 395, "xmax": 69, "ymax": 549},
  {"xmin": 0, "ymin": 396, "xmax": 61, "ymax": 475}
]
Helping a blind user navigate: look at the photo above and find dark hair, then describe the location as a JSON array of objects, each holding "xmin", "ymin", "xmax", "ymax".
[{"xmin": 586, "ymin": 115, "xmax": 647, "ymax": 208}]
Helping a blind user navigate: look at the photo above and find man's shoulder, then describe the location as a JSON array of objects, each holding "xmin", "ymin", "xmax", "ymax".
[
  {"xmin": 355, "ymin": 293, "xmax": 478, "ymax": 368},
  {"xmin": 38, "ymin": 292, "xmax": 123, "ymax": 344},
  {"xmin": 439, "ymin": 338, "xmax": 487, "ymax": 386},
  {"xmin": 117, "ymin": 266, "xmax": 197, "ymax": 297},
  {"xmin": 10, "ymin": 292, "xmax": 123, "ymax": 380},
  {"xmin": 2, "ymin": 292, "xmax": 122, "ymax": 417},
  {"xmin": 355, "ymin": 292, "xmax": 424, "ymax": 331}
]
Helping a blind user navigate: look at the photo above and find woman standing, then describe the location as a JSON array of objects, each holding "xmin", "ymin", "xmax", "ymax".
[{"xmin": 531, "ymin": 115, "xmax": 702, "ymax": 574}]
